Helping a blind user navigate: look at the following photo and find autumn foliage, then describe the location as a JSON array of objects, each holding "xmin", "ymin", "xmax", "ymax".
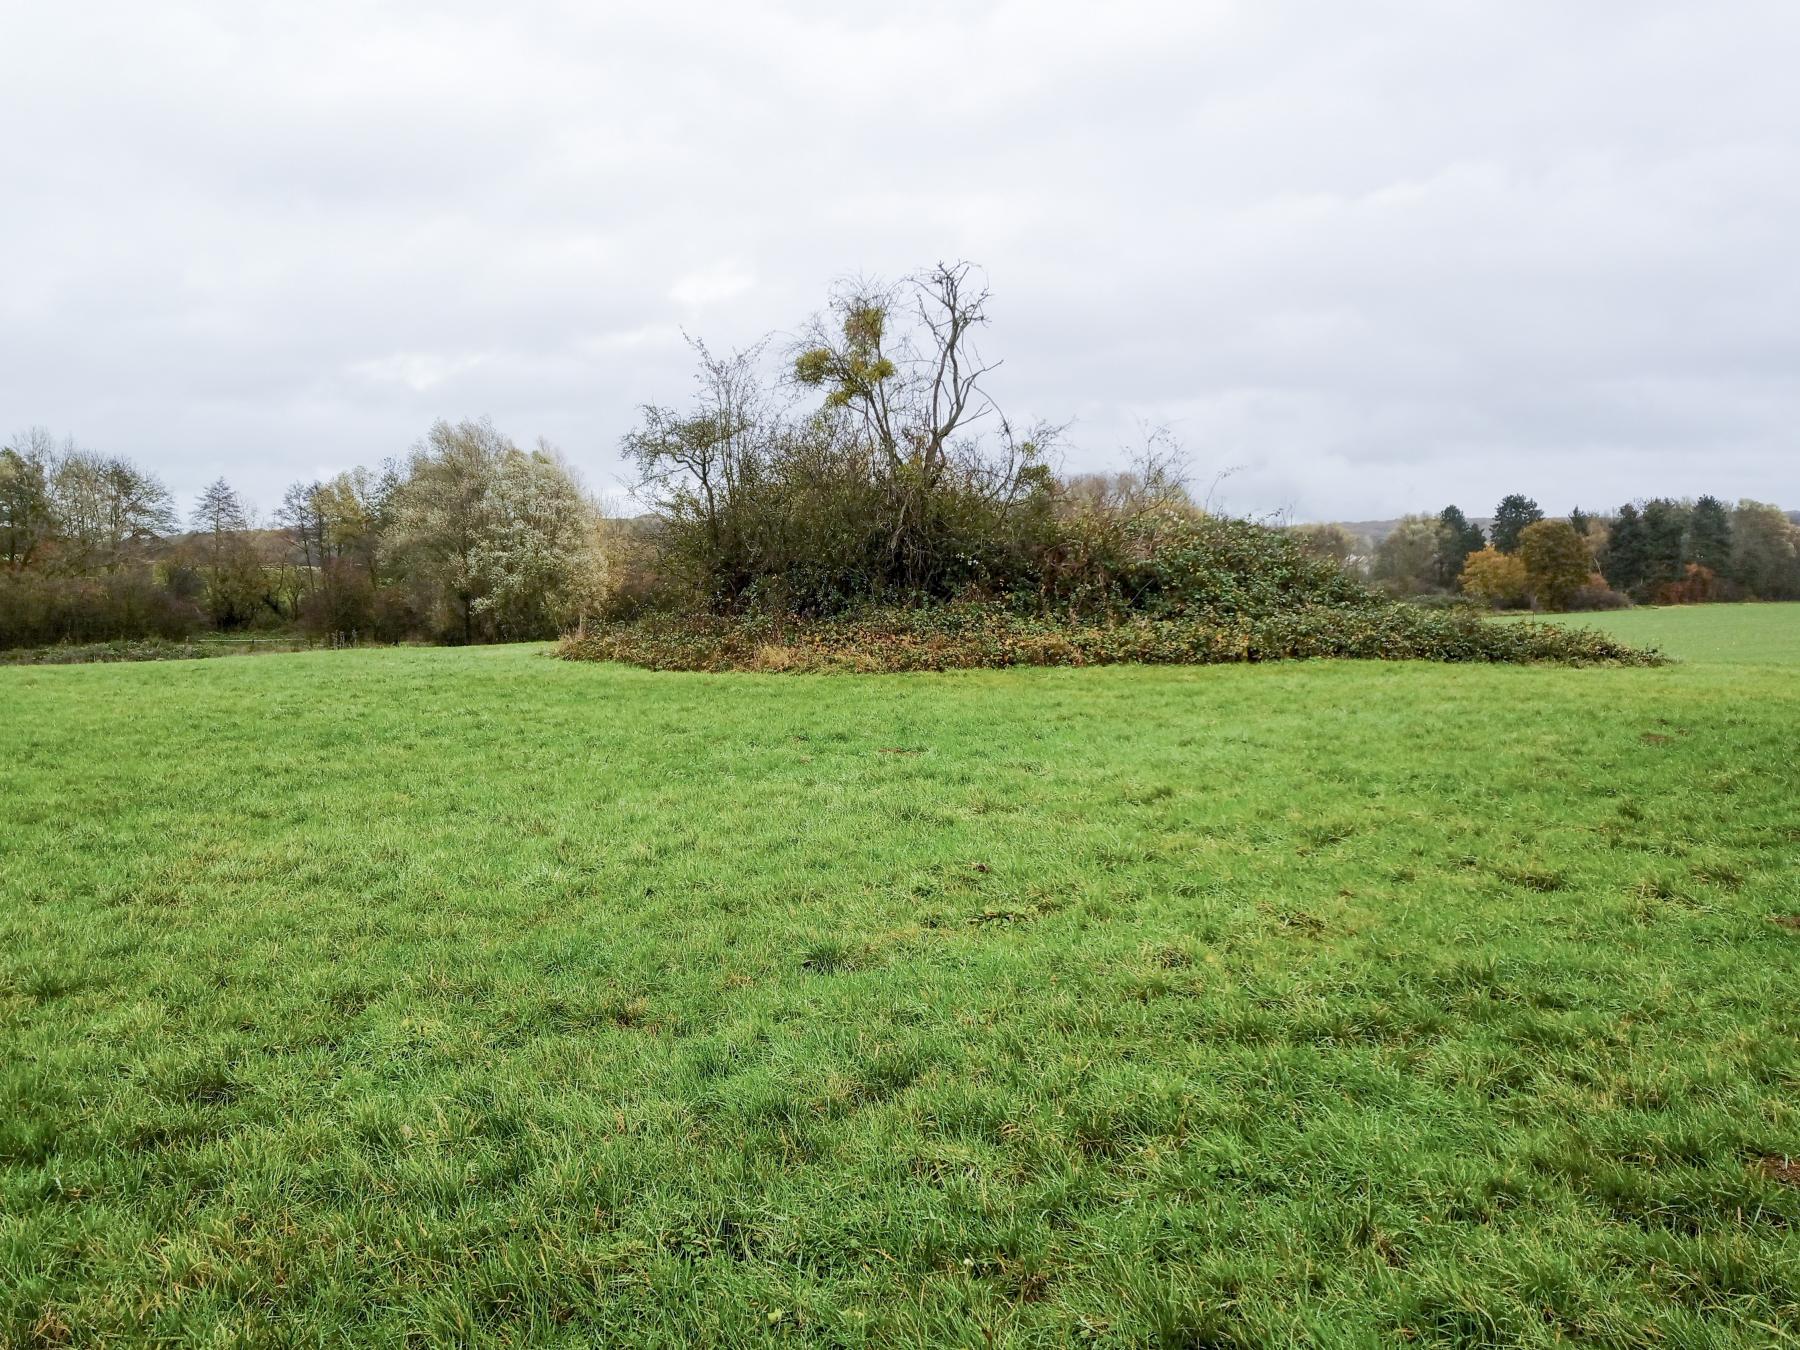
[{"xmin": 1458, "ymin": 547, "xmax": 1528, "ymax": 608}]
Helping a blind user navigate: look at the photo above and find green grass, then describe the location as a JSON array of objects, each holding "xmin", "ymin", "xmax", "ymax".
[
  {"xmin": 1498, "ymin": 600, "xmax": 1800, "ymax": 667},
  {"xmin": 3, "ymin": 606, "xmax": 1798, "ymax": 1346}
]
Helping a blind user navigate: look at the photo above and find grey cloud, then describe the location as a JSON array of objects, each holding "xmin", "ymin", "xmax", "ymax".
[{"xmin": 2, "ymin": 0, "xmax": 1795, "ymax": 521}]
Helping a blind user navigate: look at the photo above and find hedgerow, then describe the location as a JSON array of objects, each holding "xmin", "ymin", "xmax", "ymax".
[{"xmin": 558, "ymin": 603, "xmax": 1661, "ymax": 672}]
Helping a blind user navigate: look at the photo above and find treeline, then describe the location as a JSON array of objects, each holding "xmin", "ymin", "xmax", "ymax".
[
  {"xmin": 1294, "ymin": 493, "xmax": 1800, "ymax": 611},
  {"xmin": 0, "ymin": 421, "xmax": 606, "ymax": 649},
  {"xmin": 8, "ymin": 258, "xmax": 1797, "ymax": 650}
]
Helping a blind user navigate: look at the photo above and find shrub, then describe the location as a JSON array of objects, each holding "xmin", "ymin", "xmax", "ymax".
[
  {"xmin": 1565, "ymin": 581, "xmax": 1632, "ymax": 611},
  {"xmin": 0, "ymin": 569, "xmax": 202, "ymax": 649},
  {"xmin": 1039, "ymin": 510, "xmax": 1378, "ymax": 619},
  {"xmin": 297, "ymin": 561, "xmax": 378, "ymax": 639},
  {"xmin": 580, "ymin": 269, "xmax": 1668, "ymax": 672},
  {"xmin": 1654, "ymin": 563, "xmax": 1718, "ymax": 605},
  {"xmin": 1405, "ymin": 593, "xmax": 1481, "ymax": 612}
]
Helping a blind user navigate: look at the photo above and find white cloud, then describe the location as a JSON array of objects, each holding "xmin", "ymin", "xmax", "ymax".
[
  {"xmin": 350, "ymin": 352, "xmax": 492, "ymax": 394},
  {"xmin": 669, "ymin": 266, "xmax": 756, "ymax": 308}
]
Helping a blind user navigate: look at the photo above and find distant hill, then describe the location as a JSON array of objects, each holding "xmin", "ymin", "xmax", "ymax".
[{"xmin": 1322, "ymin": 518, "xmax": 1493, "ymax": 546}]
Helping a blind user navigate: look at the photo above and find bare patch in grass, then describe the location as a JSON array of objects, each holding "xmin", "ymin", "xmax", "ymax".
[
  {"xmin": 1495, "ymin": 864, "xmax": 1569, "ymax": 893},
  {"xmin": 1263, "ymin": 905, "xmax": 1326, "ymax": 936},
  {"xmin": 1143, "ymin": 941, "xmax": 1194, "ymax": 969},
  {"xmin": 1758, "ymin": 1156, "xmax": 1800, "ymax": 1186},
  {"xmin": 969, "ymin": 903, "xmax": 1043, "ymax": 927}
]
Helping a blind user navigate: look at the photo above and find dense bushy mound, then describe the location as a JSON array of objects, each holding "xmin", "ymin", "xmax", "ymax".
[
  {"xmin": 565, "ymin": 512, "xmax": 1661, "ymax": 671},
  {"xmin": 602, "ymin": 271, "xmax": 1664, "ymax": 672},
  {"xmin": 1031, "ymin": 511, "xmax": 1380, "ymax": 617},
  {"xmin": 559, "ymin": 603, "xmax": 1661, "ymax": 673}
]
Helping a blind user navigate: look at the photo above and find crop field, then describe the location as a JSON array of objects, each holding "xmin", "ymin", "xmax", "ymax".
[{"xmin": 3, "ymin": 605, "xmax": 1798, "ymax": 1346}]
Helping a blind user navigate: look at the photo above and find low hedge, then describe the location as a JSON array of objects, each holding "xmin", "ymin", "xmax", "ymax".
[
  {"xmin": 0, "ymin": 638, "xmax": 225, "ymax": 666},
  {"xmin": 558, "ymin": 604, "xmax": 1662, "ymax": 673}
]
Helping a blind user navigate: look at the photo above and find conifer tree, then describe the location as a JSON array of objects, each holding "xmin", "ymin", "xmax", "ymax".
[
  {"xmin": 1490, "ymin": 494, "xmax": 1543, "ymax": 554},
  {"xmin": 1605, "ymin": 503, "xmax": 1648, "ymax": 594}
]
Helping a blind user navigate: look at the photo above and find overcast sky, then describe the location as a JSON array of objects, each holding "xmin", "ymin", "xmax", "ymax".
[{"xmin": 3, "ymin": 1, "xmax": 1795, "ymax": 522}]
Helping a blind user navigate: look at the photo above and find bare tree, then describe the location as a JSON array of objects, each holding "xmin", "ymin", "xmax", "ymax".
[
  {"xmin": 192, "ymin": 478, "xmax": 250, "ymax": 546},
  {"xmin": 48, "ymin": 447, "xmax": 176, "ymax": 571},
  {"xmin": 793, "ymin": 261, "xmax": 1002, "ymax": 478},
  {"xmin": 790, "ymin": 261, "xmax": 1053, "ymax": 588},
  {"xmin": 277, "ymin": 481, "xmax": 324, "ymax": 573},
  {"xmin": 623, "ymin": 335, "xmax": 769, "ymax": 561}
]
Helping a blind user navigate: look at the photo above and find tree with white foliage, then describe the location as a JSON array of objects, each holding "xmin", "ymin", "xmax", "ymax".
[
  {"xmin": 471, "ymin": 440, "xmax": 609, "ymax": 640},
  {"xmin": 387, "ymin": 419, "xmax": 607, "ymax": 642}
]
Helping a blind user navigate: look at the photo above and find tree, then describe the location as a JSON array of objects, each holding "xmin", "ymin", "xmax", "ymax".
[
  {"xmin": 47, "ymin": 449, "xmax": 176, "ymax": 572},
  {"xmin": 1730, "ymin": 500, "xmax": 1800, "ymax": 599},
  {"xmin": 1371, "ymin": 515, "xmax": 1443, "ymax": 596},
  {"xmin": 628, "ymin": 262, "xmax": 1059, "ymax": 615},
  {"xmin": 1288, "ymin": 522, "xmax": 1363, "ymax": 571},
  {"xmin": 1604, "ymin": 503, "xmax": 1648, "ymax": 595},
  {"xmin": 1578, "ymin": 514, "xmax": 1610, "ymax": 570},
  {"xmin": 319, "ymin": 468, "xmax": 396, "ymax": 583},
  {"xmin": 191, "ymin": 478, "xmax": 249, "ymax": 540},
  {"xmin": 277, "ymin": 480, "xmax": 325, "ymax": 574},
  {"xmin": 1434, "ymin": 505, "xmax": 1485, "ymax": 586},
  {"xmin": 1640, "ymin": 498, "xmax": 1688, "ymax": 595},
  {"xmin": 793, "ymin": 262, "xmax": 995, "ymax": 475},
  {"xmin": 387, "ymin": 420, "xmax": 606, "ymax": 642},
  {"xmin": 790, "ymin": 261, "xmax": 1053, "ymax": 593},
  {"xmin": 387, "ymin": 420, "xmax": 509, "ymax": 643},
  {"xmin": 469, "ymin": 442, "xmax": 609, "ymax": 639},
  {"xmin": 1, "ymin": 433, "xmax": 57, "ymax": 570},
  {"xmin": 1686, "ymin": 495, "xmax": 1733, "ymax": 577},
  {"xmin": 1568, "ymin": 507, "xmax": 1591, "ymax": 538},
  {"xmin": 187, "ymin": 478, "xmax": 264, "ymax": 628},
  {"xmin": 1518, "ymin": 519, "xmax": 1591, "ymax": 611},
  {"xmin": 623, "ymin": 336, "xmax": 770, "ymax": 599},
  {"xmin": 1490, "ymin": 494, "xmax": 1543, "ymax": 554},
  {"xmin": 1458, "ymin": 547, "xmax": 1528, "ymax": 608}
]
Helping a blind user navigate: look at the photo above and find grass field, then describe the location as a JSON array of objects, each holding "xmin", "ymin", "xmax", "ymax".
[
  {"xmin": 4, "ymin": 605, "xmax": 1798, "ymax": 1346},
  {"xmin": 1497, "ymin": 600, "xmax": 1800, "ymax": 668}
]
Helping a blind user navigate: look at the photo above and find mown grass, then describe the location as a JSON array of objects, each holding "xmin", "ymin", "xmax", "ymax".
[{"xmin": 3, "ymin": 605, "xmax": 1798, "ymax": 1346}]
